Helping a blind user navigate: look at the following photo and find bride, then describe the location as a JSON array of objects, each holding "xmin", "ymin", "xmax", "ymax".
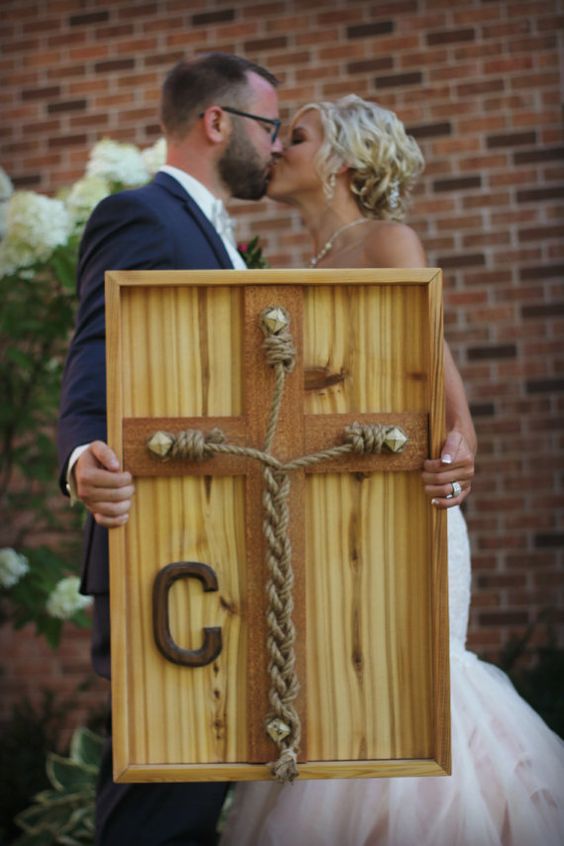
[{"xmin": 220, "ymin": 96, "xmax": 564, "ymax": 845}]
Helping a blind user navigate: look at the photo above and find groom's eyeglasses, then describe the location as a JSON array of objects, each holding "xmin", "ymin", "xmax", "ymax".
[{"xmin": 200, "ymin": 106, "xmax": 282, "ymax": 143}]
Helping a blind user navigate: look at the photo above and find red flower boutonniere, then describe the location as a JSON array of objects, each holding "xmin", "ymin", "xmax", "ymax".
[{"xmin": 237, "ymin": 235, "xmax": 270, "ymax": 268}]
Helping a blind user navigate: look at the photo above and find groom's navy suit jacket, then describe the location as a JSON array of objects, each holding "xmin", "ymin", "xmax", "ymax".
[{"xmin": 57, "ymin": 171, "xmax": 234, "ymax": 603}]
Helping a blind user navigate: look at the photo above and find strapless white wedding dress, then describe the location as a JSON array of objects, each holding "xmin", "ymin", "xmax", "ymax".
[{"xmin": 220, "ymin": 507, "xmax": 564, "ymax": 846}]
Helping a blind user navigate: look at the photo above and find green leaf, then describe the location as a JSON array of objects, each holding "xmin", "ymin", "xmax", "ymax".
[
  {"xmin": 46, "ymin": 754, "xmax": 98, "ymax": 794},
  {"xmin": 49, "ymin": 246, "xmax": 78, "ymax": 291},
  {"xmin": 16, "ymin": 792, "xmax": 80, "ymax": 828},
  {"xmin": 38, "ymin": 617, "xmax": 64, "ymax": 650},
  {"xmin": 70, "ymin": 728, "xmax": 104, "ymax": 769}
]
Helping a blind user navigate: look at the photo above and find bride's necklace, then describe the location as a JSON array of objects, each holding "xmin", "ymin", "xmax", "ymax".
[{"xmin": 309, "ymin": 217, "xmax": 369, "ymax": 268}]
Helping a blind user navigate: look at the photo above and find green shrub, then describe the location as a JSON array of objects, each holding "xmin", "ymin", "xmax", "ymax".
[
  {"xmin": 0, "ymin": 691, "xmax": 72, "ymax": 844},
  {"xmin": 12, "ymin": 727, "xmax": 103, "ymax": 846}
]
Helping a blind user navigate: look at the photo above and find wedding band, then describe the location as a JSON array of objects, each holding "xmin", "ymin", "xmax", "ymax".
[{"xmin": 451, "ymin": 481, "xmax": 462, "ymax": 497}]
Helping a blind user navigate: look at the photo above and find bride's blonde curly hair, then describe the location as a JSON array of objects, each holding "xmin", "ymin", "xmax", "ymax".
[{"xmin": 294, "ymin": 95, "xmax": 425, "ymax": 221}]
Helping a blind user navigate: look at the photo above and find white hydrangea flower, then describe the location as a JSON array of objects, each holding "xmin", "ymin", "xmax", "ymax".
[
  {"xmin": 0, "ymin": 548, "xmax": 29, "ymax": 589},
  {"xmin": 86, "ymin": 138, "xmax": 149, "ymax": 186},
  {"xmin": 65, "ymin": 174, "xmax": 111, "ymax": 230},
  {"xmin": 46, "ymin": 575, "xmax": 92, "ymax": 620},
  {"xmin": 141, "ymin": 137, "xmax": 167, "ymax": 176},
  {"xmin": 0, "ymin": 191, "xmax": 71, "ymax": 276}
]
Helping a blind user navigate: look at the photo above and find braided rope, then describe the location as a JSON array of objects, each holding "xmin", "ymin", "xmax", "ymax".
[
  {"xmin": 258, "ymin": 309, "xmax": 302, "ymax": 782},
  {"xmin": 146, "ymin": 307, "xmax": 408, "ymax": 782}
]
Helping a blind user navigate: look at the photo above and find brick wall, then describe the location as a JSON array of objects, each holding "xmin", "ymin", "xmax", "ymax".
[{"xmin": 1, "ymin": 0, "xmax": 563, "ymax": 725}]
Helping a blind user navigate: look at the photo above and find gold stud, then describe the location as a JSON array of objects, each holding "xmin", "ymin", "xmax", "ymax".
[
  {"xmin": 147, "ymin": 431, "xmax": 174, "ymax": 458},
  {"xmin": 266, "ymin": 718, "xmax": 291, "ymax": 743},
  {"xmin": 384, "ymin": 426, "xmax": 408, "ymax": 453},
  {"xmin": 263, "ymin": 307, "xmax": 289, "ymax": 335}
]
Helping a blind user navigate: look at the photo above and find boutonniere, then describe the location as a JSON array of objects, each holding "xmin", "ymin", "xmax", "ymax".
[{"xmin": 238, "ymin": 235, "xmax": 270, "ymax": 268}]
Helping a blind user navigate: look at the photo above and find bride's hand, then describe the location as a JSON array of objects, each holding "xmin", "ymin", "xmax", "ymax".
[{"xmin": 421, "ymin": 430, "xmax": 475, "ymax": 509}]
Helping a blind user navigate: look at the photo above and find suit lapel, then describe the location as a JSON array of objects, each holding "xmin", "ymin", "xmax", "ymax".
[{"xmin": 153, "ymin": 171, "xmax": 234, "ymax": 269}]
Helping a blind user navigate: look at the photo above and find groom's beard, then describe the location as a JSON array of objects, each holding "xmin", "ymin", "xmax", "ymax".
[{"xmin": 218, "ymin": 126, "xmax": 269, "ymax": 200}]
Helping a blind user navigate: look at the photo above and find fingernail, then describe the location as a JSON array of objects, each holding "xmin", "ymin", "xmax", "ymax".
[
  {"xmin": 441, "ymin": 454, "xmax": 453, "ymax": 464},
  {"xmin": 432, "ymin": 498, "xmax": 439, "ymax": 506}
]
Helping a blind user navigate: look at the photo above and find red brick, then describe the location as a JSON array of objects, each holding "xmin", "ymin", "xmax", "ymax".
[
  {"xmin": 241, "ymin": 3, "xmax": 279, "ymax": 18},
  {"xmin": 430, "ymin": 62, "xmax": 481, "ymax": 82},
  {"xmin": 453, "ymin": 6, "xmax": 502, "ymax": 25},
  {"xmin": 372, "ymin": 1, "xmax": 419, "ymax": 16},
  {"xmin": 216, "ymin": 22, "xmax": 262, "ymax": 39},
  {"xmin": 295, "ymin": 29, "xmax": 340, "ymax": 46},
  {"xmin": 361, "ymin": 33, "xmax": 421, "ymax": 53},
  {"xmin": 3, "ymin": 38, "xmax": 40, "ymax": 54},
  {"xmin": 510, "ymin": 72, "xmax": 561, "ymax": 90},
  {"xmin": 453, "ymin": 42, "xmax": 508, "ymax": 61},
  {"xmin": 484, "ymin": 56, "xmax": 536, "ymax": 75},
  {"xmin": 22, "ymin": 49, "xmax": 63, "ymax": 67},
  {"xmin": 317, "ymin": 9, "xmax": 364, "ymax": 25},
  {"xmin": 482, "ymin": 20, "xmax": 531, "ymax": 39},
  {"xmin": 462, "ymin": 192, "xmax": 511, "ymax": 208},
  {"xmin": 457, "ymin": 78, "xmax": 506, "ymax": 97},
  {"xmin": 166, "ymin": 31, "xmax": 208, "ymax": 47},
  {"xmin": 510, "ymin": 34, "xmax": 559, "ymax": 54},
  {"xmin": 435, "ymin": 214, "xmax": 483, "ymax": 231},
  {"xmin": 95, "ymin": 23, "xmax": 136, "ymax": 39},
  {"xmin": 265, "ymin": 14, "xmax": 309, "ymax": 33},
  {"xmin": 463, "ymin": 232, "xmax": 512, "ymax": 248},
  {"xmin": 400, "ymin": 49, "xmax": 449, "ymax": 69},
  {"xmin": 116, "ymin": 3, "xmax": 158, "ymax": 18},
  {"xmin": 316, "ymin": 43, "xmax": 365, "ymax": 61}
]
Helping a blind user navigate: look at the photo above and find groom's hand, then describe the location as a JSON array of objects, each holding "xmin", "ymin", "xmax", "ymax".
[{"xmin": 74, "ymin": 441, "xmax": 134, "ymax": 527}]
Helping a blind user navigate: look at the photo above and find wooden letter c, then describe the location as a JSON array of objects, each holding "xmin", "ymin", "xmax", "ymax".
[{"xmin": 152, "ymin": 561, "xmax": 222, "ymax": 668}]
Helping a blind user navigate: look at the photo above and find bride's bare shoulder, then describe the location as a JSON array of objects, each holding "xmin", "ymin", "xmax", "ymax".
[{"xmin": 362, "ymin": 220, "xmax": 426, "ymax": 268}]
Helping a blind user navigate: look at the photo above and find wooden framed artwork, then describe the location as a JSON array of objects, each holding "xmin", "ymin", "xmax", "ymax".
[{"xmin": 105, "ymin": 268, "xmax": 449, "ymax": 783}]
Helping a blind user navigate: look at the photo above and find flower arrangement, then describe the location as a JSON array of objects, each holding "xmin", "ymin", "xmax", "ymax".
[{"xmin": 0, "ymin": 136, "xmax": 268, "ymax": 648}]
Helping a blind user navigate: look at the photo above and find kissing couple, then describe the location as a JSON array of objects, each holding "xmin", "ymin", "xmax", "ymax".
[{"xmin": 58, "ymin": 51, "xmax": 563, "ymax": 846}]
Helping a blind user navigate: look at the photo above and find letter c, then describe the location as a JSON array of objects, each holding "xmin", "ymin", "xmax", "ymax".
[{"xmin": 152, "ymin": 561, "xmax": 222, "ymax": 668}]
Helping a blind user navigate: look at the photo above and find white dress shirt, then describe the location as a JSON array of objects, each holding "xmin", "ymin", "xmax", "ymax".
[
  {"xmin": 66, "ymin": 167, "xmax": 246, "ymax": 501},
  {"xmin": 159, "ymin": 165, "xmax": 246, "ymax": 269}
]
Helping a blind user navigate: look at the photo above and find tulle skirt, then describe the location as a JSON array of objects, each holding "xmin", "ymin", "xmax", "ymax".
[{"xmin": 220, "ymin": 646, "xmax": 564, "ymax": 846}]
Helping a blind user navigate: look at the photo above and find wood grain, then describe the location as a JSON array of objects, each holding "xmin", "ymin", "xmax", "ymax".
[{"xmin": 105, "ymin": 269, "xmax": 449, "ymax": 782}]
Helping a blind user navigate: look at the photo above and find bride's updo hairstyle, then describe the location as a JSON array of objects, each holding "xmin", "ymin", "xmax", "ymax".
[{"xmin": 295, "ymin": 95, "xmax": 424, "ymax": 221}]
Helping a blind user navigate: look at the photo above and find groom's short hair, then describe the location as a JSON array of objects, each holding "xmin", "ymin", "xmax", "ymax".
[{"xmin": 161, "ymin": 52, "xmax": 279, "ymax": 139}]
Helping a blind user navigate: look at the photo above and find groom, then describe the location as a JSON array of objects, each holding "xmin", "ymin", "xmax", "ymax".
[{"xmin": 57, "ymin": 52, "xmax": 282, "ymax": 845}]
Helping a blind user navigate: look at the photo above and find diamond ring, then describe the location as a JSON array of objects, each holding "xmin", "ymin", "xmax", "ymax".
[
  {"xmin": 450, "ymin": 481, "xmax": 462, "ymax": 497},
  {"xmin": 445, "ymin": 480, "xmax": 462, "ymax": 500}
]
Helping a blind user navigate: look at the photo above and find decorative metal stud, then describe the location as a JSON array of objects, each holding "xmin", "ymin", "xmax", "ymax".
[
  {"xmin": 263, "ymin": 307, "xmax": 289, "ymax": 335},
  {"xmin": 266, "ymin": 718, "xmax": 291, "ymax": 743},
  {"xmin": 147, "ymin": 430, "xmax": 174, "ymax": 459},
  {"xmin": 383, "ymin": 426, "xmax": 408, "ymax": 453}
]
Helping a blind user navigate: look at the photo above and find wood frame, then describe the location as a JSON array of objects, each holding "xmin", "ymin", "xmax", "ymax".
[{"xmin": 106, "ymin": 268, "xmax": 449, "ymax": 783}]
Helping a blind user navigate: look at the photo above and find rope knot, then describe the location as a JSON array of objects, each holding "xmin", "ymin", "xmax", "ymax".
[
  {"xmin": 170, "ymin": 427, "xmax": 225, "ymax": 460},
  {"xmin": 344, "ymin": 422, "xmax": 386, "ymax": 454},
  {"xmin": 269, "ymin": 747, "xmax": 299, "ymax": 783},
  {"xmin": 260, "ymin": 307, "xmax": 296, "ymax": 373}
]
